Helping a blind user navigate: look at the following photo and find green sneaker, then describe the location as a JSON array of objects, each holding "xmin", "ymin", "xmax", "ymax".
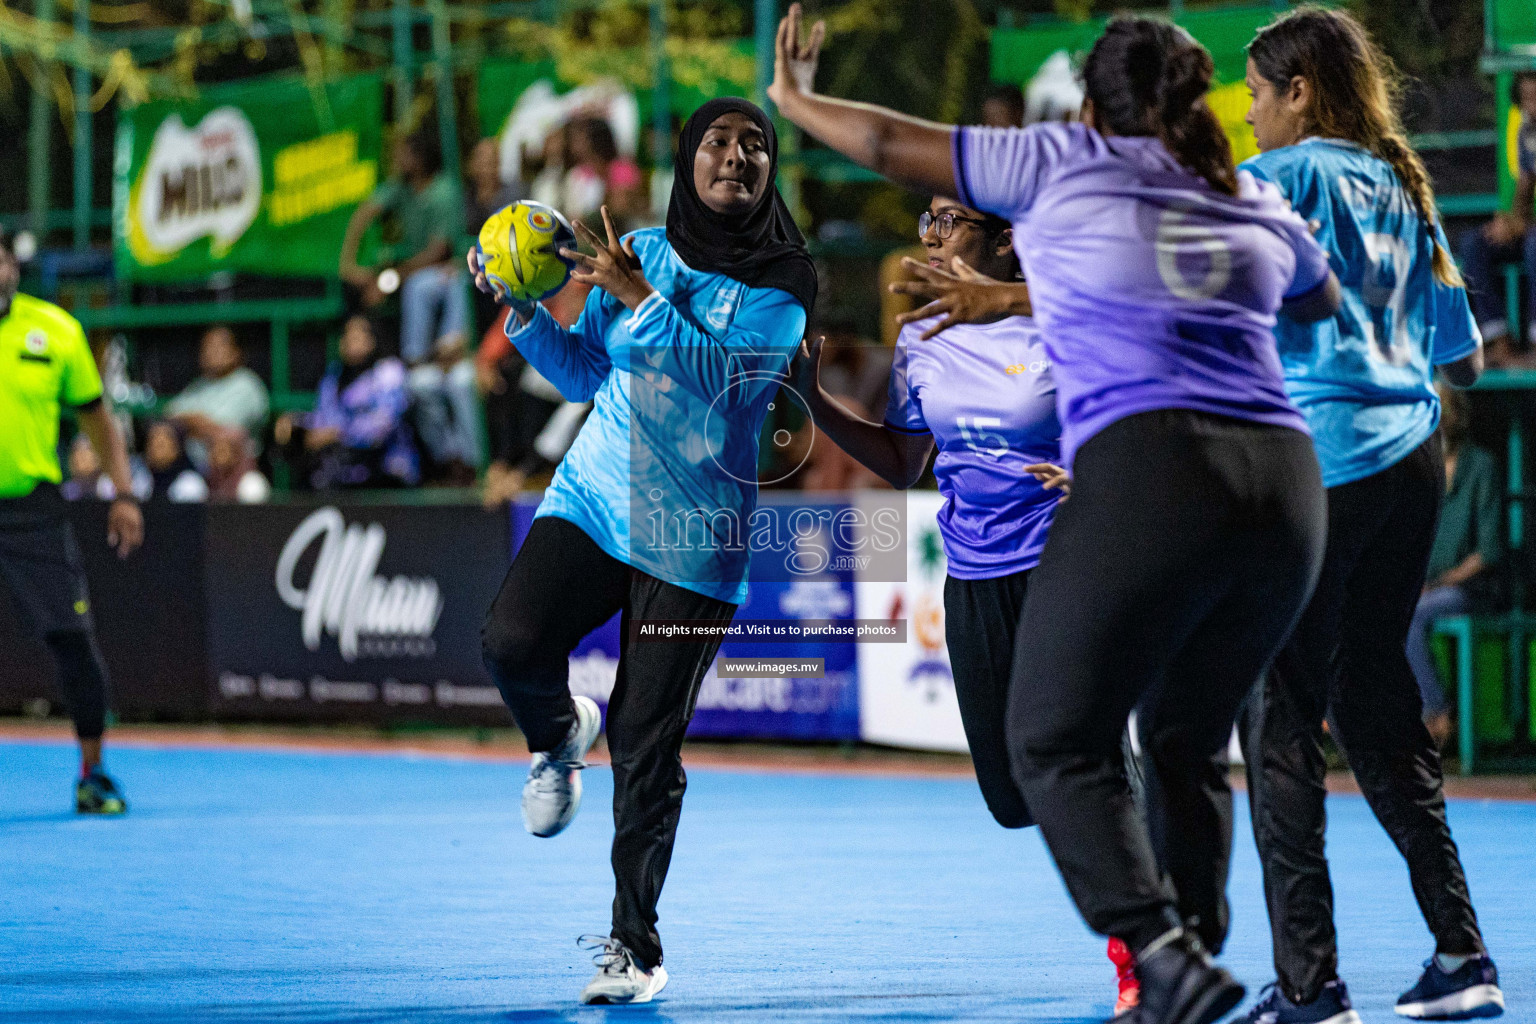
[{"xmin": 76, "ymin": 768, "xmax": 127, "ymax": 815}]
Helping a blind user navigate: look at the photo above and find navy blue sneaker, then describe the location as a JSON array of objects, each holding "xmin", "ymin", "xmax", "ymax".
[
  {"xmin": 1241, "ymin": 980, "xmax": 1361, "ymax": 1024},
  {"xmin": 1395, "ymin": 956, "xmax": 1504, "ymax": 1019}
]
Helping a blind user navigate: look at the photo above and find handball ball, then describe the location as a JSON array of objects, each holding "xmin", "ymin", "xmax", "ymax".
[{"xmin": 476, "ymin": 201, "xmax": 577, "ymax": 304}]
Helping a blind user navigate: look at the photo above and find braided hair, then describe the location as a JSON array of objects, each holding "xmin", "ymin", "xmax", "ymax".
[{"xmin": 1249, "ymin": 6, "xmax": 1461, "ymax": 286}]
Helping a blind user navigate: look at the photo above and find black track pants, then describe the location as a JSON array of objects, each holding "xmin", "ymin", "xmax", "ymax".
[
  {"xmin": 1241, "ymin": 433, "xmax": 1485, "ymax": 1003},
  {"xmin": 1007, "ymin": 410, "xmax": 1326, "ymax": 955},
  {"xmin": 481, "ymin": 515, "xmax": 736, "ymax": 969}
]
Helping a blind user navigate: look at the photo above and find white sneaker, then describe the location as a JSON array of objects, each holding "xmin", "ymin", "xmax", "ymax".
[
  {"xmin": 521, "ymin": 695, "xmax": 601, "ymax": 837},
  {"xmin": 577, "ymin": 935, "xmax": 669, "ymax": 1005}
]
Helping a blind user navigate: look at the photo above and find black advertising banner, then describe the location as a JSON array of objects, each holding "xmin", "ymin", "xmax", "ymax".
[
  {"xmin": 204, "ymin": 502, "xmax": 512, "ymax": 725},
  {"xmin": 0, "ymin": 501, "xmax": 208, "ymax": 721}
]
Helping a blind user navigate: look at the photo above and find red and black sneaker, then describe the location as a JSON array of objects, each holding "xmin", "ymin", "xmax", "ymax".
[{"xmin": 1110, "ymin": 936, "xmax": 1141, "ymax": 1016}]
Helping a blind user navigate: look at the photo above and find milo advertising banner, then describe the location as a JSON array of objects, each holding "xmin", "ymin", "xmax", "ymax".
[{"xmin": 114, "ymin": 73, "xmax": 383, "ymax": 280}]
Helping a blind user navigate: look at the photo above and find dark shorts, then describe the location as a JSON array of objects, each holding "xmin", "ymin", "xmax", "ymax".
[{"xmin": 0, "ymin": 484, "xmax": 94, "ymax": 636}]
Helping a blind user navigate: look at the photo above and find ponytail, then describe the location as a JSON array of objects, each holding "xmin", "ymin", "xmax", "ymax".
[
  {"xmin": 1083, "ymin": 18, "xmax": 1238, "ymax": 196},
  {"xmin": 1249, "ymin": 6, "xmax": 1461, "ymax": 286}
]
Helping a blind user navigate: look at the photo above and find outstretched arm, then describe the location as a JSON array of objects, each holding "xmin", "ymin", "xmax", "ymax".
[
  {"xmin": 789, "ymin": 336, "xmax": 934, "ymax": 489},
  {"xmin": 889, "ymin": 257, "xmax": 1033, "ymax": 339},
  {"xmin": 767, "ymin": 3, "xmax": 955, "ymax": 196}
]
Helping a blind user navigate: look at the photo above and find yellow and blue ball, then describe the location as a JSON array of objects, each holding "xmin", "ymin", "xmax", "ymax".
[{"xmin": 475, "ymin": 201, "xmax": 577, "ymax": 304}]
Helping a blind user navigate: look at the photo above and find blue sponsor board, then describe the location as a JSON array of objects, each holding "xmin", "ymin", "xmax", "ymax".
[
  {"xmin": 694, "ymin": 575, "xmax": 860, "ymax": 740},
  {"xmin": 510, "ymin": 496, "xmax": 860, "ymax": 742}
]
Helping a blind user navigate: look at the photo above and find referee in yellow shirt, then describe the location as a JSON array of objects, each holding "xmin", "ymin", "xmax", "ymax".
[{"xmin": 0, "ymin": 230, "xmax": 142, "ymax": 813}]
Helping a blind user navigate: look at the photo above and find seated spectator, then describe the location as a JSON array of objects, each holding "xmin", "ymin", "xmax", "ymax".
[
  {"xmin": 141, "ymin": 420, "xmax": 208, "ymax": 502},
  {"xmin": 475, "ymin": 305, "xmax": 590, "ymax": 507},
  {"xmin": 1409, "ymin": 385, "xmax": 1503, "ymax": 748},
  {"xmin": 339, "ymin": 127, "xmax": 482, "ymax": 481},
  {"xmin": 466, "ymin": 137, "xmax": 521, "ymax": 234},
  {"xmin": 563, "ymin": 116, "xmax": 646, "ymax": 231},
  {"xmin": 61, "ymin": 434, "xmax": 114, "ymax": 501},
  {"xmin": 274, "ymin": 316, "xmax": 419, "ymax": 489},
  {"xmin": 410, "ymin": 335, "xmax": 482, "ymax": 485},
  {"xmin": 1457, "ymin": 71, "xmax": 1536, "ymax": 364},
  {"xmin": 338, "ymin": 128, "xmax": 467, "ymax": 365},
  {"xmin": 165, "ymin": 325, "xmax": 270, "ymax": 470},
  {"xmin": 467, "ymin": 135, "xmax": 524, "ymax": 339},
  {"xmin": 206, "ymin": 430, "xmax": 270, "ymax": 503}
]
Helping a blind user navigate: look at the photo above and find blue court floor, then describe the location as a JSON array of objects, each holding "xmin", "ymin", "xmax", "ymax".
[{"xmin": 0, "ymin": 740, "xmax": 1530, "ymax": 1024}]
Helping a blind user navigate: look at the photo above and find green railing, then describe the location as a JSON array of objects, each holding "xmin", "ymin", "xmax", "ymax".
[{"xmin": 75, "ymin": 282, "xmax": 344, "ymax": 414}]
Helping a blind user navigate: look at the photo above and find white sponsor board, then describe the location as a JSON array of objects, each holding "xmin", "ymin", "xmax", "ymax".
[{"xmin": 855, "ymin": 490, "xmax": 968, "ymax": 752}]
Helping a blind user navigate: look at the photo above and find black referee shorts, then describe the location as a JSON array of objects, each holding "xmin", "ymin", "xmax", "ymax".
[{"xmin": 0, "ymin": 484, "xmax": 95, "ymax": 636}]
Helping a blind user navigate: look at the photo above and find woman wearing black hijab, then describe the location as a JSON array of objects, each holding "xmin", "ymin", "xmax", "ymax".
[{"xmin": 469, "ymin": 98, "xmax": 814, "ymax": 1005}]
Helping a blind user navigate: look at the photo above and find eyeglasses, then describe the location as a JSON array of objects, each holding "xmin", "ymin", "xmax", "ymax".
[{"xmin": 918, "ymin": 210, "xmax": 991, "ymax": 240}]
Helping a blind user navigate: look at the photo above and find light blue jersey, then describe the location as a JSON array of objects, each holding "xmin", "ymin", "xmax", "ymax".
[
  {"xmin": 1243, "ymin": 139, "xmax": 1481, "ymax": 487},
  {"xmin": 505, "ymin": 227, "xmax": 807, "ymax": 603}
]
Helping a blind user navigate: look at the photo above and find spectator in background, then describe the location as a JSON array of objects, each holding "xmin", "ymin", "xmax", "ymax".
[
  {"xmin": 141, "ymin": 420, "xmax": 207, "ymax": 502},
  {"xmin": 274, "ymin": 315, "xmax": 419, "ymax": 489},
  {"xmin": 981, "ymin": 83, "xmax": 1025, "ymax": 128},
  {"xmin": 63, "ymin": 432, "xmax": 157, "ymax": 501},
  {"xmin": 1457, "ymin": 71, "xmax": 1536, "ymax": 365},
  {"xmin": 61, "ymin": 435, "xmax": 111, "ymax": 501},
  {"xmin": 528, "ymin": 124, "xmax": 569, "ymax": 211},
  {"xmin": 1409, "ymin": 384, "xmax": 1503, "ymax": 748},
  {"xmin": 205, "ymin": 431, "xmax": 271, "ymax": 503},
  {"xmin": 410, "ymin": 339, "xmax": 482, "ymax": 485},
  {"xmin": 338, "ymin": 128, "xmax": 466, "ymax": 362},
  {"xmin": 466, "ymin": 137, "xmax": 521, "ymax": 233},
  {"xmin": 165, "ymin": 325, "xmax": 269, "ymax": 470},
  {"xmin": 476, "ymin": 308, "xmax": 591, "ymax": 507},
  {"xmin": 340, "ymin": 128, "xmax": 479, "ymax": 482},
  {"xmin": 466, "ymin": 135, "xmax": 521, "ymax": 328},
  {"xmin": 564, "ymin": 116, "xmax": 646, "ymax": 229}
]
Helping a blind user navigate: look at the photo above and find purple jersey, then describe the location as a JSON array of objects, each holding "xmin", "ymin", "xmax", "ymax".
[
  {"xmin": 953, "ymin": 122, "xmax": 1328, "ymax": 467},
  {"xmin": 886, "ymin": 316, "xmax": 1061, "ymax": 578}
]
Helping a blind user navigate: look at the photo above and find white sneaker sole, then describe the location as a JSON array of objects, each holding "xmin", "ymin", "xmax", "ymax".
[
  {"xmin": 1396, "ymin": 984, "xmax": 1505, "ymax": 1019},
  {"xmin": 521, "ymin": 696, "xmax": 602, "ymax": 838},
  {"xmin": 579, "ymin": 965, "xmax": 668, "ymax": 1005},
  {"xmin": 1316, "ymin": 1011, "xmax": 1362, "ymax": 1024}
]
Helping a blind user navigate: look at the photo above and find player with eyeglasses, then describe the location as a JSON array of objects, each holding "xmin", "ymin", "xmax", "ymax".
[{"xmin": 790, "ymin": 196, "xmax": 1139, "ymax": 1013}]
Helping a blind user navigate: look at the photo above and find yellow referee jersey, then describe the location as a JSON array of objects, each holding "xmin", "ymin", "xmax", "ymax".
[{"xmin": 0, "ymin": 293, "xmax": 103, "ymax": 498}]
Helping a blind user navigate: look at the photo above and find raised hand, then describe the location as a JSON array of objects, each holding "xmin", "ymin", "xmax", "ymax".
[
  {"xmin": 890, "ymin": 256, "xmax": 1031, "ymax": 340},
  {"xmin": 769, "ymin": 2, "xmax": 826, "ymax": 107},
  {"xmin": 788, "ymin": 334, "xmax": 826, "ymax": 401},
  {"xmin": 561, "ymin": 206, "xmax": 655, "ymax": 311}
]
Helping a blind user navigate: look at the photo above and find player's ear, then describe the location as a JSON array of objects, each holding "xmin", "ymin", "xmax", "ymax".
[
  {"xmin": 1286, "ymin": 75, "xmax": 1311, "ymax": 116},
  {"xmin": 994, "ymin": 228, "xmax": 1013, "ymax": 259}
]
